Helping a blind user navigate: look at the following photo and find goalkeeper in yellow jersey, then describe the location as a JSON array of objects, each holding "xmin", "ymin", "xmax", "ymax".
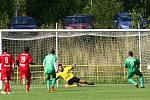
[{"xmin": 56, "ymin": 64, "xmax": 94, "ymax": 87}]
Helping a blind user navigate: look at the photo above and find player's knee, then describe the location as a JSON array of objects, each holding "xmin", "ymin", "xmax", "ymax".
[
  {"xmin": 139, "ymin": 73, "xmax": 143, "ymax": 77},
  {"xmin": 46, "ymin": 77, "xmax": 50, "ymax": 80}
]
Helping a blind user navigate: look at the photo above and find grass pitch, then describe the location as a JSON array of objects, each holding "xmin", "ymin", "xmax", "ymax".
[{"xmin": 1, "ymin": 84, "xmax": 150, "ymax": 100}]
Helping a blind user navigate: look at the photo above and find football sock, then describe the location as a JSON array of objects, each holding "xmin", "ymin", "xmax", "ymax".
[
  {"xmin": 51, "ymin": 78, "xmax": 56, "ymax": 87},
  {"xmin": 26, "ymin": 79, "xmax": 30, "ymax": 91},
  {"xmin": 47, "ymin": 80, "xmax": 50, "ymax": 88},
  {"xmin": 140, "ymin": 77, "xmax": 144, "ymax": 87},
  {"xmin": 5, "ymin": 82, "xmax": 11, "ymax": 92}
]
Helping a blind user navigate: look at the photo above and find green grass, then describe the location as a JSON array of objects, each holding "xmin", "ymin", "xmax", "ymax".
[{"xmin": 1, "ymin": 84, "xmax": 150, "ymax": 100}]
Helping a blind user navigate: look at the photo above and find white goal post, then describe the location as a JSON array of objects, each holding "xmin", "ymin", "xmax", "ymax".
[{"xmin": 0, "ymin": 29, "xmax": 150, "ymax": 88}]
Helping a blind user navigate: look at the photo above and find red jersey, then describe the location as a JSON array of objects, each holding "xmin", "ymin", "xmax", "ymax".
[
  {"xmin": 0, "ymin": 52, "xmax": 15, "ymax": 70},
  {"xmin": 16, "ymin": 51, "xmax": 32, "ymax": 68}
]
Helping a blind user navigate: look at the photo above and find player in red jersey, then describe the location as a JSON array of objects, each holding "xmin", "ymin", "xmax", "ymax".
[
  {"xmin": 0, "ymin": 47, "xmax": 15, "ymax": 94},
  {"xmin": 16, "ymin": 47, "xmax": 32, "ymax": 92}
]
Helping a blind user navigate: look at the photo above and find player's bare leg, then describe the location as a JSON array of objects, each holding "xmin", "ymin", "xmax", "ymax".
[
  {"xmin": 1, "ymin": 80, "xmax": 11, "ymax": 94},
  {"xmin": 22, "ymin": 76, "xmax": 26, "ymax": 85}
]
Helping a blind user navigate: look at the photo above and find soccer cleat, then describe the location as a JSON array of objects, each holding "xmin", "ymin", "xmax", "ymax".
[
  {"xmin": 141, "ymin": 86, "xmax": 145, "ymax": 88},
  {"xmin": 7, "ymin": 92, "xmax": 11, "ymax": 95},
  {"xmin": 135, "ymin": 83, "xmax": 139, "ymax": 88},
  {"xmin": 88, "ymin": 82, "xmax": 95, "ymax": 85},
  {"xmin": 1, "ymin": 91, "xmax": 6, "ymax": 94},
  {"xmin": 52, "ymin": 87, "xmax": 55, "ymax": 92}
]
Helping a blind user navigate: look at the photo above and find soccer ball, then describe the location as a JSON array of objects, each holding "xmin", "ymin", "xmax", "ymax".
[{"xmin": 147, "ymin": 65, "xmax": 150, "ymax": 70}]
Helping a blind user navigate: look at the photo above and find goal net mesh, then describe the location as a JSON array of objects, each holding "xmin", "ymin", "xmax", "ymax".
[{"xmin": 1, "ymin": 30, "xmax": 150, "ymax": 87}]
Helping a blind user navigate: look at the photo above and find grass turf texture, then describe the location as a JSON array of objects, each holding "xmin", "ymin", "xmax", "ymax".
[{"xmin": 0, "ymin": 84, "xmax": 150, "ymax": 100}]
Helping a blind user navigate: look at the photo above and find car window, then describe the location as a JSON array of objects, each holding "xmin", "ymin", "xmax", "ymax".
[
  {"xmin": 65, "ymin": 17, "xmax": 87, "ymax": 24},
  {"xmin": 12, "ymin": 17, "xmax": 35, "ymax": 25},
  {"xmin": 121, "ymin": 17, "xmax": 131, "ymax": 21}
]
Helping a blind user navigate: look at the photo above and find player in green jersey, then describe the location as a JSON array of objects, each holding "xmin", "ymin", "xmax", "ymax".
[
  {"xmin": 124, "ymin": 51, "xmax": 144, "ymax": 88},
  {"xmin": 43, "ymin": 48, "xmax": 57, "ymax": 92}
]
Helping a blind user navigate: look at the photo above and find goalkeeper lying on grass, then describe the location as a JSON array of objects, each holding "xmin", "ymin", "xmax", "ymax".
[{"xmin": 56, "ymin": 64, "xmax": 94, "ymax": 87}]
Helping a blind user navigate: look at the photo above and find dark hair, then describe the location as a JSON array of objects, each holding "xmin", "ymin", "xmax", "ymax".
[
  {"xmin": 128, "ymin": 51, "xmax": 133, "ymax": 56},
  {"xmin": 24, "ymin": 47, "xmax": 29, "ymax": 52},
  {"xmin": 2, "ymin": 47, "xmax": 7, "ymax": 52},
  {"xmin": 50, "ymin": 48, "xmax": 55, "ymax": 54},
  {"xmin": 58, "ymin": 64, "xmax": 62, "ymax": 66}
]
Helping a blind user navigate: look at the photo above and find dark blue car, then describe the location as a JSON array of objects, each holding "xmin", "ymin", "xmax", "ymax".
[
  {"xmin": 114, "ymin": 12, "xmax": 148, "ymax": 29},
  {"xmin": 114, "ymin": 12, "xmax": 132, "ymax": 29},
  {"xmin": 10, "ymin": 16, "xmax": 37, "ymax": 29}
]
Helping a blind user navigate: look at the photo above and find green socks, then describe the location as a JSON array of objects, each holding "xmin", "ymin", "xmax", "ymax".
[
  {"xmin": 51, "ymin": 78, "xmax": 56, "ymax": 87},
  {"xmin": 140, "ymin": 77, "xmax": 144, "ymax": 87},
  {"xmin": 47, "ymin": 80, "xmax": 50, "ymax": 88}
]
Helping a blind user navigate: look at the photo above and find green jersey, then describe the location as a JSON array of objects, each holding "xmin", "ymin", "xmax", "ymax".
[
  {"xmin": 43, "ymin": 54, "xmax": 57, "ymax": 73},
  {"xmin": 124, "ymin": 57, "xmax": 140, "ymax": 72}
]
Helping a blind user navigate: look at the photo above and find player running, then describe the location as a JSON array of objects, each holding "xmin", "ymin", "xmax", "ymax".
[
  {"xmin": 43, "ymin": 48, "xmax": 57, "ymax": 92},
  {"xmin": 56, "ymin": 64, "xmax": 94, "ymax": 87},
  {"xmin": 16, "ymin": 47, "xmax": 33, "ymax": 92},
  {"xmin": 124, "ymin": 51, "xmax": 144, "ymax": 88},
  {"xmin": 0, "ymin": 47, "xmax": 15, "ymax": 94}
]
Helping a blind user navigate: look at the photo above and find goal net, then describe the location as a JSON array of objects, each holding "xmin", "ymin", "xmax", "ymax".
[{"xmin": 0, "ymin": 29, "xmax": 150, "ymax": 87}]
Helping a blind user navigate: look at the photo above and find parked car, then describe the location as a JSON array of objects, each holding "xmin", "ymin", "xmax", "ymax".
[
  {"xmin": 74, "ymin": 14, "xmax": 96, "ymax": 28},
  {"xmin": 114, "ymin": 12, "xmax": 148, "ymax": 29},
  {"xmin": 9, "ymin": 16, "xmax": 37, "ymax": 29},
  {"xmin": 114, "ymin": 12, "xmax": 132, "ymax": 29},
  {"xmin": 62, "ymin": 15, "xmax": 94, "ymax": 29}
]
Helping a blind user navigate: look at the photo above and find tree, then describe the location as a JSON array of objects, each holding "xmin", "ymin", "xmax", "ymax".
[{"xmin": 0, "ymin": 0, "xmax": 15, "ymax": 28}]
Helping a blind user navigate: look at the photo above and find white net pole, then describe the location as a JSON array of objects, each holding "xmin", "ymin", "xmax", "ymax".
[
  {"xmin": 55, "ymin": 23, "xmax": 59, "ymax": 87},
  {"xmin": 138, "ymin": 23, "xmax": 142, "ymax": 72},
  {"xmin": 0, "ymin": 30, "xmax": 2, "ymax": 90},
  {"xmin": 138, "ymin": 31, "xmax": 142, "ymax": 71}
]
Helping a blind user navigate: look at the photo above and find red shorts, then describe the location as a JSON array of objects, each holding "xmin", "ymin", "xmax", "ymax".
[
  {"xmin": 19, "ymin": 68, "xmax": 31, "ymax": 80},
  {"xmin": 1, "ymin": 68, "xmax": 12, "ymax": 81}
]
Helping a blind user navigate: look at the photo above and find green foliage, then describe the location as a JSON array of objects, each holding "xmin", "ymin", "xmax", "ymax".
[
  {"xmin": 129, "ymin": 9, "xmax": 142, "ymax": 29},
  {"xmin": 0, "ymin": 0, "xmax": 15, "ymax": 29},
  {"xmin": 0, "ymin": 0, "xmax": 150, "ymax": 28}
]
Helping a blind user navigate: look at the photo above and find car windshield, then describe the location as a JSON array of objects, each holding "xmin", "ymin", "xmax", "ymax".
[
  {"xmin": 12, "ymin": 17, "xmax": 35, "ymax": 25},
  {"xmin": 65, "ymin": 17, "xmax": 87, "ymax": 24},
  {"xmin": 121, "ymin": 17, "xmax": 131, "ymax": 21}
]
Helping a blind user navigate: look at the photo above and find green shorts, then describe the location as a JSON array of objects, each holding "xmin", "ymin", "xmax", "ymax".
[
  {"xmin": 128, "ymin": 69, "xmax": 143, "ymax": 79},
  {"xmin": 45, "ymin": 70, "xmax": 56, "ymax": 79}
]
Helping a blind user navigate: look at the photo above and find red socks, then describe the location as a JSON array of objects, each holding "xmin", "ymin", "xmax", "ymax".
[{"xmin": 4, "ymin": 82, "xmax": 11, "ymax": 92}]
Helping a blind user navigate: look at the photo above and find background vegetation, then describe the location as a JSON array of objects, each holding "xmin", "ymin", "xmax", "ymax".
[{"xmin": 0, "ymin": 0, "xmax": 150, "ymax": 28}]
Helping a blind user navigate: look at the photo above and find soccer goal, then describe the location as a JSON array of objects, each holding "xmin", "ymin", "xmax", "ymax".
[{"xmin": 0, "ymin": 29, "xmax": 150, "ymax": 88}]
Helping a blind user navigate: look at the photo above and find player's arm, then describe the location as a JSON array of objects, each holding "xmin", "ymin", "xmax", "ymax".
[
  {"xmin": 136, "ymin": 58, "xmax": 140, "ymax": 68},
  {"xmin": 67, "ymin": 63, "xmax": 77, "ymax": 71},
  {"xmin": 16, "ymin": 55, "xmax": 20, "ymax": 66},
  {"xmin": 123, "ymin": 59, "xmax": 127, "ymax": 68},
  {"xmin": 11, "ymin": 56, "xmax": 15, "ymax": 74},
  {"xmin": 56, "ymin": 72, "xmax": 61, "ymax": 80},
  {"xmin": 43, "ymin": 57, "xmax": 46, "ymax": 67},
  {"xmin": 28, "ymin": 54, "xmax": 33, "ymax": 64}
]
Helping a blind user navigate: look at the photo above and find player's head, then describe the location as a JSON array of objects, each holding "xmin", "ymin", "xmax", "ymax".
[
  {"xmin": 128, "ymin": 51, "xmax": 133, "ymax": 57},
  {"xmin": 24, "ymin": 47, "xmax": 29, "ymax": 52},
  {"xmin": 58, "ymin": 64, "xmax": 63, "ymax": 72},
  {"xmin": 2, "ymin": 47, "xmax": 7, "ymax": 52},
  {"xmin": 50, "ymin": 48, "xmax": 55, "ymax": 55}
]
